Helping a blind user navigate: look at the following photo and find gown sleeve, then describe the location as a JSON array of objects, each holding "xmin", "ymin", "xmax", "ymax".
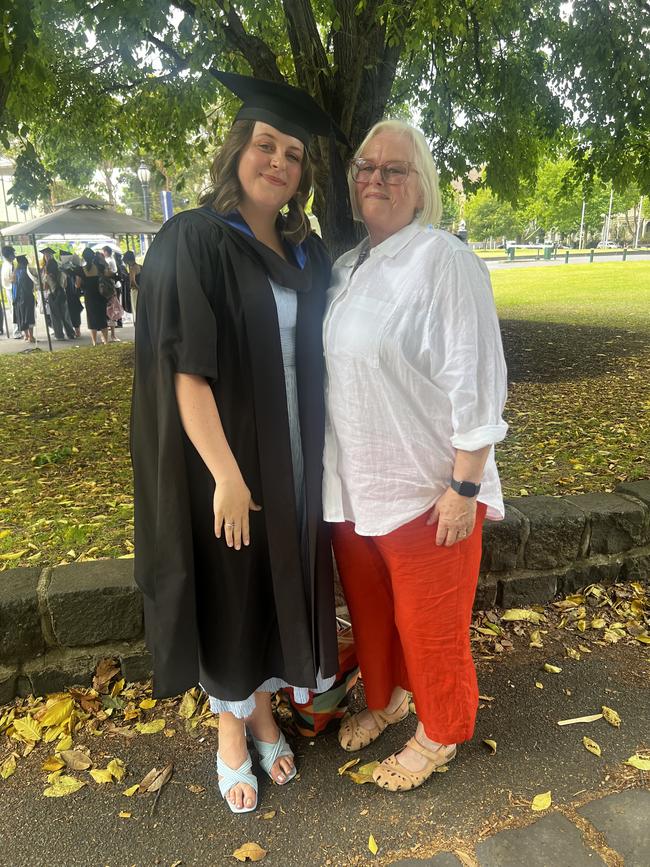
[{"xmin": 140, "ymin": 213, "xmax": 221, "ymax": 381}]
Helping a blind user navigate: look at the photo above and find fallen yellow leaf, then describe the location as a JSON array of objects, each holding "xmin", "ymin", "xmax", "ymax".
[
  {"xmin": 1, "ymin": 754, "xmax": 17, "ymax": 779},
  {"xmin": 139, "ymin": 698, "xmax": 157, "ymax": 710},
  {"xmin": 262, "ymin": 810, "xmax": 276, "ymax": 819},
  {"xmin": 43, "ymin": 775, "xmax": 86, "ymax": 797},
  {"xmin": 178, "ymin": 691, "xmax": 197, "ymax": 720},
  {"xmin": 123, "ymin": 784, "xmax": 139, "ymax": 796},
  {"xmin": 543, "ymin": 663, "xmax": 562, "ymax": 674},
  {"xmin": 39, "ymin": 698, "xmax": 74, "ymax": 728},
  {"xmin": 12, "ymin": 716, "xmax": 42, "ymax": 743},
  {"xmin": 337, "ymin": 758, "xmax": 360, "ymax": 776},
  {"xmin": 557, "ymin": 713, "xmax": 603, "ymax": 726},
  {"xmin": 232, "ymin": 842, "xmax": 267, "ymax": 862},
  {"xmin": 502, "ymin": 609, "xmax": 545, "ymax": 623},
  {"xmin": 368, "ymin": 834, "xmax": 379, "ymax": 856},
  {"xmin": 347, "ymin": 761, "xmax": 380, "ymax": 784},
  {"xmin": 531, "ymin": 790, "xmax": 552, "ymax": 811},
  {"xmin": 56, "ymin": 735, "xmax": 73, "ymax": 752},
  {"xmin": 41, "ymin": 755, "xmax": 66, "ymax": 772},
  {"xmin": 483, "ymin": 739, "xmax": 497, "ymax": 754},
  {"xmin": 43, "ymin": 725, "xmax": 64, "ymax": 744},
  {"xmin": 0, "ymin": 550, "xmax": 28, "ymax": 560},
  {"xmin": 602, "ymin": 706, "xmax": 621, "ymax": 727},
  {"xmin": 583, "ymin": 737, "xmax": 601, "ymax": 757},
  {"xmin": 90, "ymin": 768, "xmax": 114, "ymax": 784},
  {"xmin": 118, "ymin": 811, "xmax": 131, "ymax": 819},
  {"xmin": 535, "ymin": 682, "xmax": 544, "ymax": 689},
  {"xmin": 135, "ymin": 719, "xmax": 166, "ymax": 734},
  {"xmin": 107, "ymin": 758, "xmax": 126, "ymax": 782},
  {"xmin": 625, "ymin": 754, "xmax": 650, "ymax": 771}
]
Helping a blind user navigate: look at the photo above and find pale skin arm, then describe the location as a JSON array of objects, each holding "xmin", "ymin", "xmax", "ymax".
[
  {"xmin": 174, "ymin": 373, "xmax": 261, "ymax": 550},
  {"xmin": 426, "ymin": 445, "xmax": 491, "ymax": 547}
]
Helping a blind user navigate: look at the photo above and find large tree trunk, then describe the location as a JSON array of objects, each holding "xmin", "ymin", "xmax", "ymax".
[
  {"xmin": 184, "ymin": 0, "xmax": 413, "ymax": 254},
  {"xmin": 281, "ymin": 0, "xmax": 412, "ymax": 254}
]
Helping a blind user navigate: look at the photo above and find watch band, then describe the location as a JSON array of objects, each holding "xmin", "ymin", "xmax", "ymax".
[{"xmin": 450, "ymin": 477, "xmax": 481, "ymax": 497}]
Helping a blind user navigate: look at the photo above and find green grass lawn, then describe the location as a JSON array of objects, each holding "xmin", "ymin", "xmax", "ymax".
[
  {"xmin": 492, "ymin": 262, "xmax": 650, "ymax": 330},
  {"xmin": 0, "ymin": 262, "xmax": 648, "ymax": 569}
]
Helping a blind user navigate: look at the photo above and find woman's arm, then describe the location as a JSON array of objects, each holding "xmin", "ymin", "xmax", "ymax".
[
  {"xmin": 174, "ymin": 372, "xmax": 261, "ymax": 550},
  {"xmin": 427, "ymin": 445, "xmax": 491, "ymax": 546}
]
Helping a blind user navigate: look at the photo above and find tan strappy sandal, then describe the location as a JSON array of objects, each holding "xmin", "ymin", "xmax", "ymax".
[
  {"xmin": 338, "ymin": 693, "xmax": 410, "ymax": 752},
  {"xmin": 372, "ymin": 737, "xmax": 457, "ymax": 791}
]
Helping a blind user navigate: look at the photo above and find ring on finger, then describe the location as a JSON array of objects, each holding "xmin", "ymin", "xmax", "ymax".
[{"xmin": 225, "ymin": 522, "xmax": 235, "ymax": 529}]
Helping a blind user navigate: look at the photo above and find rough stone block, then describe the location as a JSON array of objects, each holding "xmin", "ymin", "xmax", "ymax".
[
  {"xmin": 480, "ymin": 504, "xmax": 528, "ymax": 572},
  {"xmin": 0, "ymin": 664, "xmax": 18, "ymax": 705},
  {"xmin": 475, "ymin": 812, "xmax": 606, "ymax": 866},
  {"xmin": 559, "ymin": 556, "xmax": 623, "ymax": 595},
  {"xmin": 0, "ymin": 567, "xmax": 45, "ymax": 663},
  {"xmin": 497, "ymin": 570, "xmax": 561, "ymax": 607},
  {"xmin": 615, "ymin": 479, "xmax": 650, "ymax": 509},
  {"xmin": 566, "ymin": 493, "xmax": 647, "ymax": 555},
  {"xmin": 20, "ymin": 647, "xmax": 97, "ymax": 697},
  {"xmin": 578, "ymin": 790, "xmax": 650, "ymax": 867},
  {"xmin": 474, "ymin": 573, "xmax": 498, "ymax": 610},
  {"xmin": 46, "ymin": 559, "xmax": 143, "ymax": 647},
  {"xmin": 620, "ymin": 546, "xmax": 650, "ymax": 583},
  {"xmin": 119, "ymin": 641, "xmax": 153, "ymax": 683},
  {"xmin": 512, "ymin": 496, "xmax": 586, "ymax": 569}
]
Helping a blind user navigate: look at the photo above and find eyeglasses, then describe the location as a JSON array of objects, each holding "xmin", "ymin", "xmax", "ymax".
[{"xmin": 350, "ymin": 159, "xmax": 418, "ymax": 185}]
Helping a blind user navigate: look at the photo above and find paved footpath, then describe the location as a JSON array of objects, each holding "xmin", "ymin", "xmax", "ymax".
[
  {"xmin": 1, "ymin": 636, "xmax": 648, "ymax": 866},
  {"xmin": 394, "ymin": 789, "xmax": 650, "ymax": 866},
  {"xmin": 0, "ymin": 306, "xmax": 135, "ymax": 356}
]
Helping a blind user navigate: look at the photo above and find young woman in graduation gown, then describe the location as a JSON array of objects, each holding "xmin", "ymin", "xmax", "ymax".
[{"xmin": 130, "ymin": 73, "xmax": 340, "ymax": 814}]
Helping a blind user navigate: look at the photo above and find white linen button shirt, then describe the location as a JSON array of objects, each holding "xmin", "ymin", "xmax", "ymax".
[{"xmin": 322, "ymin": 221, "xmax": 508, "ymax": 536}]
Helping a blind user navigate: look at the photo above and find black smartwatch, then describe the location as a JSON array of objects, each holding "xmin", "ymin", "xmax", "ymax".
[{"xmin": 450, "ymin": 478, "xmax": 481, "ymax": 497}]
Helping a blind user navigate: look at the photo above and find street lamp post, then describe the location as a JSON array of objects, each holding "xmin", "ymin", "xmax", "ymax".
[
  {"xmin": 603, "ymin": 187, "xmax": 614, "ymax": 245},
  {"xmin": 137, "ymin": 161, "xmax": 151, "ymax": 221}
]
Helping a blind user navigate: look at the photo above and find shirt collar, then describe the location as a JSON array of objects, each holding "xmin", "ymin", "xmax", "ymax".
[{"xmin": 337, "ymin": 220, "xmax": 426, "ymax": 267}]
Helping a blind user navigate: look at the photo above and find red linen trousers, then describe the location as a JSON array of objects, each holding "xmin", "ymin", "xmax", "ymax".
[{"xmin": 332, "ymin": 503, "xmax": 487, "ymax": 745}]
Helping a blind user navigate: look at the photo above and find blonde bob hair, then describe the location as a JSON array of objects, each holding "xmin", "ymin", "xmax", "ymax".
[
  {"xmin": 348, "ymin": 119, "xmax": 442, "ymax": 227},
  {"xmin": 199, "ymin": 119, "xmax": 313, "ymax": 244}
]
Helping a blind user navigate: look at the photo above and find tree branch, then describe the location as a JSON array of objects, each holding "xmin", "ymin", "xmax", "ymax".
[
  {"xmin": 172, "ymin": 0, "xmax": 283, "ymax": 80},
  {"xmin": 144, "ymin": 31, "xmax": 190, "ymax": 70},
  {"xmin": 281, "ymin": 0, "xmax": 330, "ymax": 100}
]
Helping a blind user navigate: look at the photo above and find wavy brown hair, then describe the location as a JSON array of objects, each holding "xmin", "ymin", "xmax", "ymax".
[{"xmin": 199, "ymin": 120, "xmax": 314, "ymax": 244}]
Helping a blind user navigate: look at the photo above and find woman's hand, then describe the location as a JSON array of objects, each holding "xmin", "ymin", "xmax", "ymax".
[
  {"xmin": 213, "ymin": 476, "xmax": 262, "ymax": 550},
  {"xmin": 426, "ymin": 487, "xmax": 477, "ymax": 547}
]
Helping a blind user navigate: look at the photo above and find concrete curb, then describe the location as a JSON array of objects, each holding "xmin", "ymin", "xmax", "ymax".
[{"xmin": 1, "ymin": 481, "xmax": 648, "ymax": 700}]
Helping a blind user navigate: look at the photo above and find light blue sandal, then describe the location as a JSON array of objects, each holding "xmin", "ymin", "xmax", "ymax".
[
  {"xmin": 252, "ymin": 729, "xmax": 297, "ymax": 785},
  {"xmin": 217, "ymin": 752, "xmax": 258, "ymax": 813}
]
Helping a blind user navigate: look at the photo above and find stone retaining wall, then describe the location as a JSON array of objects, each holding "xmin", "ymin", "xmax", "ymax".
[{"xmin": 1, "ymin": 481, "xmax": 649, "ymax": 703}]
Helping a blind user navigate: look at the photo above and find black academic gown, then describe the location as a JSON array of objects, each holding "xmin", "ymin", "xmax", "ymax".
[{"xmin": 130, "ymin": 207, "xmax": 338, "ymax": 699}]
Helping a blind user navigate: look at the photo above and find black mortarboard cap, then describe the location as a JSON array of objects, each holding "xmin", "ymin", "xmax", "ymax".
[
  {"xmin": 40, "ymin": 246, "xmax": 56, "ymax": 254},
  {"xmin": 213, "ymin": 70, "xmax": 348, "ymax": 148}
]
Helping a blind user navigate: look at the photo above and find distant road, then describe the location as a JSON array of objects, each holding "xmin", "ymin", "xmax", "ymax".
[{"xmin": 486, "ymin": 253, "xmax": 650, "ymax": 270}]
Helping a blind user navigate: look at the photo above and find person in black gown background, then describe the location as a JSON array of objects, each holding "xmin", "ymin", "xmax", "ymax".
[
  {"xmin": 130, "ymin": 72, "xmax": 344, "ymax": 813},
  {"xmin": 76, "ymin": 248, "xmax": 108, "ymax": 346}
]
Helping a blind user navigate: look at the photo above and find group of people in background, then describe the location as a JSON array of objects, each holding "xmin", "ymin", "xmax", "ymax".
[{"xmin": 0, "ymin": 243, "xmax": 141, "ymax": 345}]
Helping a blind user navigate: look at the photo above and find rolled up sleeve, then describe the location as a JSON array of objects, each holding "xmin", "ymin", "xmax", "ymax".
[{"xmin": 429, "ymin": 251, "xmax": 508, "ymax": 451}]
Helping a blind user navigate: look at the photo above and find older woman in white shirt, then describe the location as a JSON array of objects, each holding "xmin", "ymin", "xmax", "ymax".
[{"xmin": 323, "ymin": 119, "xmax": 507, "ymax": 792}]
